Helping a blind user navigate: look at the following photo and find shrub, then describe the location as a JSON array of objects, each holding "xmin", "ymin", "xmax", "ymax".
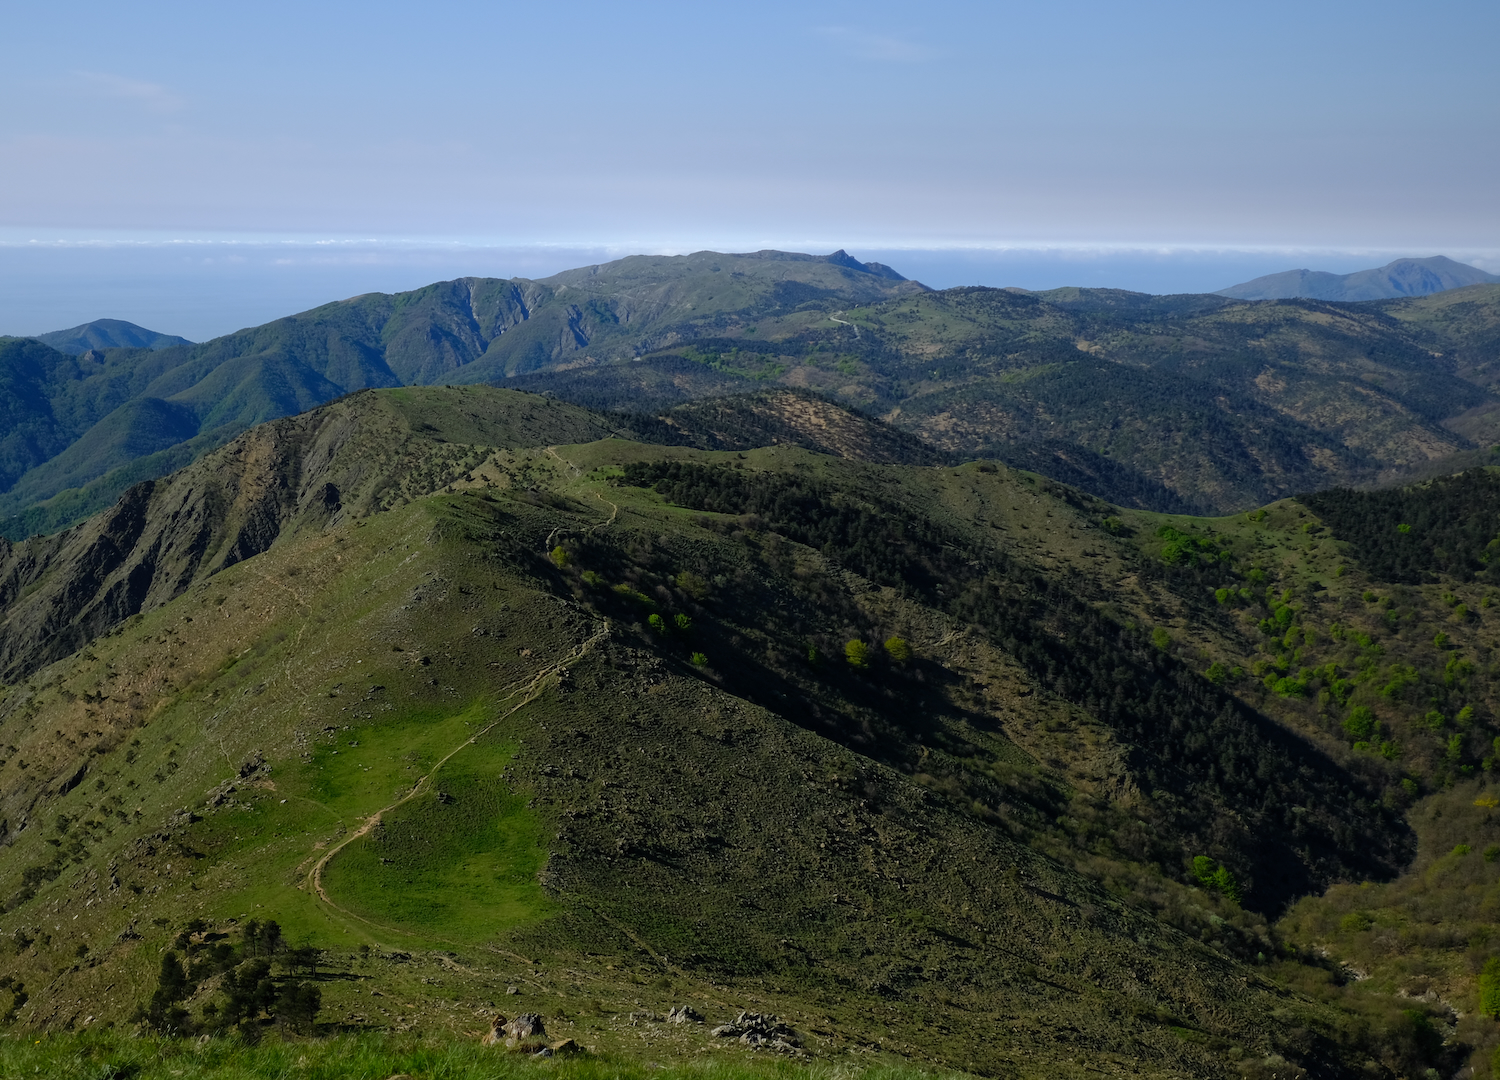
[
  {"xmin": 1272, "ymin": 676, "xmax": 1307, "ymax": 698},
  {"xmin": 549, "ymin": 545, "xmax": 569, "ymax": 568},
  {"xmin": 1339, "ymin": 912, "xmax": 1372, "ymax": 932},
  {"xmin": 1151, "ymin": 627, "xmax": 1171, "ymax": 650},
  {"xmin": 648, "ymin": 613, "xmax": 667, "ymax": 634},
  {"xmin": 1190, "ymin": 855, "xmax": 1242, "ymax": 902},
  {"xmin": 844, "ymin": 640, "xmax": 869, "ymax": 668},
  {"xmin": 674, "ymin": 571, "xmax": 709, "ymax": 599},
  {"xmin": 1481, "ymin": 958, "xmax": 1500, "ymax": 1018},
  {"xmin": 883, "ymin": 636, "xmax": 912, "ymax": 663},
  {"xmin": 689, "ymin": 652, "xmax": 708, "ymax": 667},
  {"xmin": 1205, "ymin": 661, "xmax": 1227, "ymax": 685},
  {"xmin": 674, "ymin": 613, "xmax": 692, "ymax": 632}
]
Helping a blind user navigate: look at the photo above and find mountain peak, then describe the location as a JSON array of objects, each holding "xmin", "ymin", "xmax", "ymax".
[
  {"xmin": 822, "ymin": 248, "xmax": 908, "ymax": 280},
  {"xmin": 1217, "ymin": 255, "xmax": 1500, "ymax": 301},
  {"xmin": 31, "ymin": 318, "xmax": 193, "ymax": 355}
]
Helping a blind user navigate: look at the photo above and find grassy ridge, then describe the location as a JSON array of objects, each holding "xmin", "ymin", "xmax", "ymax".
[
  {"xmin": 0, "ymin": 430, "xmax": 1347, "ymax": 1075},
  {"xmin": 8, "ymin": 386, "xmax": 1500, "ymax": 1074}
]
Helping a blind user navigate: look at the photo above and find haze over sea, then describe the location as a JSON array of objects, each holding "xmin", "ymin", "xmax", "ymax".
[{"xmin": 6, "ymin": 2, "xmax": 1498, "ymax": 341}]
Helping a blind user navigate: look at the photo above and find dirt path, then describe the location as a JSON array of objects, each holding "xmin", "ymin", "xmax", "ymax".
[
  {"xmin": 544, "ymin": 444, "xmax": 581, "ymax": 477},
  {"xmin": 828, "ymin": 311, "xmax": 860, "ymax": 338},
  {"xmin": 306, "ymin": 621, "xmax": 611, "ymax": 922},
  {"xmin": 543, "ymin": 444, "xmax": 619, "ymax": 547}
]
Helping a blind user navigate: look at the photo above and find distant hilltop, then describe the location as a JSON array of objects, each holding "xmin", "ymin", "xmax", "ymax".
[
  {"xmin": 31, "ymin": 318, "xmax": 193, "ymax": 355},
  {"xmin": 1217, "ymin": 255, "xmax": 1499, "ymax": 301}
]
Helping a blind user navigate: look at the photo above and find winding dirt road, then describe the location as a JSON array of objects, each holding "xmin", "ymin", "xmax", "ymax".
[{"xmin": 306, "ymin": 621, "xmax": 611, "ymax": 924}]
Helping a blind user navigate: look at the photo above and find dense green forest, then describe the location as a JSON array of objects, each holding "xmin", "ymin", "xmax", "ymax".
[{"xmin": 1299, "ymin": 467, "xmax": 1500, "ymax": 584}]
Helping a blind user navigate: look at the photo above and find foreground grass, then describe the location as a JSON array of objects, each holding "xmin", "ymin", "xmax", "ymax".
[{"xmin": 0, "ymin": 1031, "xmax": 954, "ymax": 1080}]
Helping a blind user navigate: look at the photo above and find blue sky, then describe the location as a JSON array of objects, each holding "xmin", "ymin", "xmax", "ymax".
[{"xmin": 2, "ymin": 0, "xmax": 1497, "ymax": 337}]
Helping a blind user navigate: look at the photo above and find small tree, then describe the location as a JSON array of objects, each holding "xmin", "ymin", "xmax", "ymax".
[
  {"xmin": 1343, "ymin": 706, "xmax": 1376, "ymax": 742},
  {"xmin": 275, "ymin": 981, "xmax": 322, "ymax": 1035},
  {"xmin": 217, "ymin": 959, "xmax": 277, "ymax": 1035},
  {"xmin": 1191, "ymin": 856, "xmax": 1242, "ymax": 902},
  {"xmin": 143, "ymin": 951, "xmax": 192, "ymax": 1033},
  {"xmin": 844, "ymin": 640, "xmax": 868, "ymax": 668},
  {"xmin": 883, "ymin": 637, "xmax": 912, "ymax": 663}
]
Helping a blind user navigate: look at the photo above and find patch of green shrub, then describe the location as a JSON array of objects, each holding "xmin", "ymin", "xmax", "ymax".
[
  {"xmin": 1191, "ymin": 855, "xmax": 1242, "ymax": 902},
  {"xmin": 883, "ymin": 636, "xmax": 912, "ymax": 663}
]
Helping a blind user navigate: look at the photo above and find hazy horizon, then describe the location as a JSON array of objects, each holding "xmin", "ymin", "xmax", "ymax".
[
  {"xmin": 6, "ymin": 0, "xmax": 1496, "ymax": 339},
  {"xmin": 4, "ymin": 238, "xmax": 1495, "ymax": 343}
]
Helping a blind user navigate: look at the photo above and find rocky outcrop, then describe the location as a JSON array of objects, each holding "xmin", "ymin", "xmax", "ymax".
[
  {"xmin": 711, "ymin": 1011, "xmax": 800, "ymax": 1052},
  {"xmin": 480, "ymin": 1012, "xmax": 546, "ymax": 1048}
]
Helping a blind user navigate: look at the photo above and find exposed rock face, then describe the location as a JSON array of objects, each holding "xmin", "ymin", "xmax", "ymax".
[{"xmin": 503, "ymin": 1013, "xmax": 545, "ymax": 1045}]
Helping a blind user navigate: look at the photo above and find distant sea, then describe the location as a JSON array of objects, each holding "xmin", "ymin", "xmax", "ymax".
[{"xmin": 2, "ymin": 236, "xmax": 1494, "ymax": 343}]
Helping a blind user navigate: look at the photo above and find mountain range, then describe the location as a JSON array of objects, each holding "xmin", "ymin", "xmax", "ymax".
[
  {"xmin": 6, "ymin": 249, "xmax": 1500, "ymax": 542},
  {"xmin": 1217, "ymin": 256, "xmax": 1500, "ymax": 302}
]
